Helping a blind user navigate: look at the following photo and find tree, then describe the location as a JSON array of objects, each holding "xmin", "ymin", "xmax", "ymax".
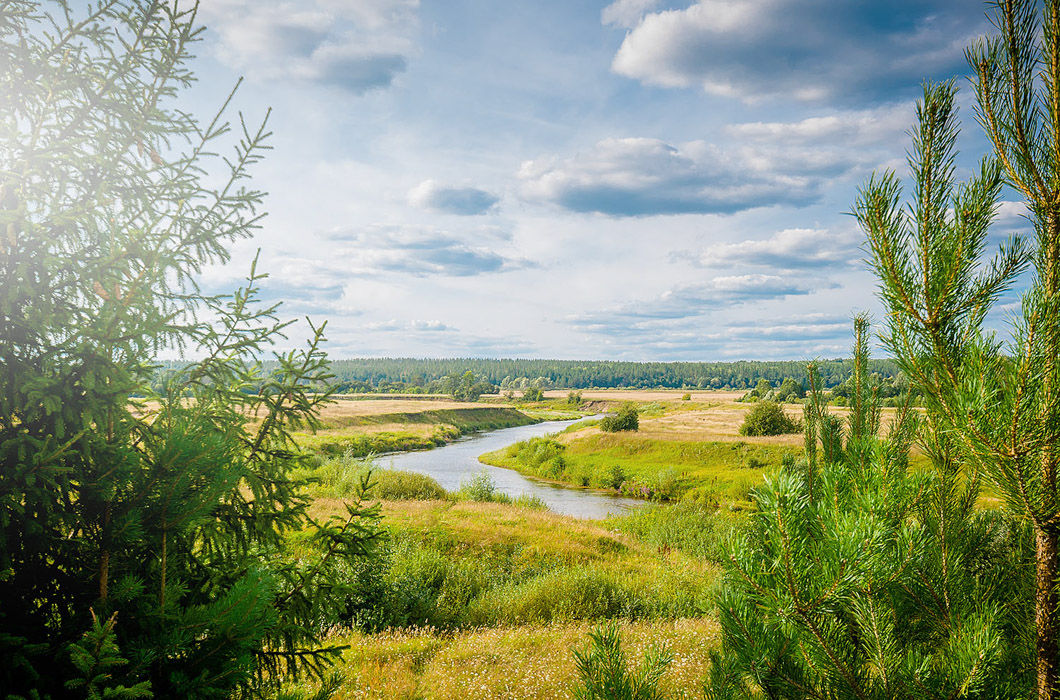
[
  {"xmin": 601, "ymin": 403, "xmax": 639, "ymax": 432},
  {"xmin": 0, "ymin": 3, "xmax": 379, "ymax": 695},
  {"xmin": 860, "ymin": 2, "xmax": 1060, "ymax": 690},
  {"xmin": 773, "ymin": 377, "xmax": 805, "ymax": 402},
  {"xmin": 708, "ymin": 317, "xmax": 1033, "ymax": 698}
]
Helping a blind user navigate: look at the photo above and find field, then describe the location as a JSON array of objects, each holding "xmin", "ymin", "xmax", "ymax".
[
  {"xmin": 292, "ymin": 397, "xmax": 548, "ymax": 455},
  {"xmin": 289, "ymin": 389, "xmax": 881, "ymax": 697},
  {"xmin": 293, "ymin": 487, "xmax": 725, "ymax": 699}
]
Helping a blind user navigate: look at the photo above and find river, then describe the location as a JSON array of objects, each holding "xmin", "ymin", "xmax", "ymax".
[{"xmin": 378, "ymin": 418, "xmax": 643, "ymax": 519}]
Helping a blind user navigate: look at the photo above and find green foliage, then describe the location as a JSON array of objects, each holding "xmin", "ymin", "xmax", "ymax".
[
  {"xmin": 708, "ymin": 317, "xmax": 1034, "ymax": 698},
  {"xmin": 458, "ymin": 471, "xmax": 509, "ymax": 503},
  {"xmin": 737, "ymin": 401, "xmax": 800, "ymax": 436},
  {"xmin": 861, "ymin": 5, "xmax": 1060, "ymax": 692},
  {"xmin": 0, "ymin": 4, "xmax": 380, "ymax": 695},
  {"xmin": 772, "ymin": 377, "xmax": 805, "ymax": 402},
  {"xmin": 572, "ymin": 623, "xmax": 672, "ymax": 700},
  {"xmin": 311, "ymin": 357, "xmax": 902, "ymax": 392},
  {"xmin": 65, "ymin": 611, "xmax": 152, "ymax": 700},
  {"xmin": 568, "ymin": 390, "xmax": 585, "ymax": 406},
  {"xmin": 601, "ymin": 403, "xmax": 640, "ymax": 432},
  {"xmin": 522, "ymin": 386, "xmax": 545, "ymax": 402},
  {"xmin": 442, "ymin": 371, "xmax": 494, "ymax": 402}
]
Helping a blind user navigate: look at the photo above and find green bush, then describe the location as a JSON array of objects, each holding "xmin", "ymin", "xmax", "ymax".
[
  {"xmin": 738, "ymin": 400, "xmax": 800, "ymax": 436},
  {"xmin": 601, "ymin": 403, "xmax": 639, "ymax": 432},
  {"xmin": 458, "ymin": 471, "xmax": 510, "ymax": 503}
]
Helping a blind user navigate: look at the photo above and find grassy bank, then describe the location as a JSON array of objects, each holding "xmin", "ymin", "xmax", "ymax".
[
  {"xmin": 295, "ymin": 406, "xmax": 539, "ymax": 456},
  {"xmin": 479, "ymin": 432, "xmax": 796, "ymax": 504}
]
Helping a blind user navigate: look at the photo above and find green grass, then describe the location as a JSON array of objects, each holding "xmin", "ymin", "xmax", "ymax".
[
  {"xmin": 479, "ymin": 432, "xmax": 796, "ymax": 504},
  {"xmin": 304, "ymin": 496, "xmax": 718, "ymax": 634}
]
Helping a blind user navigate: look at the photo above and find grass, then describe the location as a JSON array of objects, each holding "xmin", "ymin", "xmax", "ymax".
[
  {"xmin": 305, "ymin": 495, "xmax": 719, "ymax": 632},
  {"xmin": 480, "ymin": 432, "xmax": 796, "ymax": 504},
  {"xmin": 294, "ymin": 619, "xmax": 719, "ymax": 699}
]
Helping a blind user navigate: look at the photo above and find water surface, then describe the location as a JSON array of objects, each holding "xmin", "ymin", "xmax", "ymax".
[{"xmin": 380, "ymin": 418, "xmax": 642, "ymax": 519}]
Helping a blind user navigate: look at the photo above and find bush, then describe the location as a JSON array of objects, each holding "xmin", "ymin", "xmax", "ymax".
[
  {"xmin": 738, "ymin": 401, "xmax": 800, "ymax": 436},
  {"xmin": 601, "ymin": 403, "xmax": 640, "ymax": 432},
  {"xmin": 458, "ymin": 471, "xmax": 510, "ymax": 503}
]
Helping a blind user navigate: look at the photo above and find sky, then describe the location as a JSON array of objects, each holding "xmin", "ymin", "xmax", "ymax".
[{"xmin": 185, "ymin": 0, "xmax": 1029, "ymax": 361}]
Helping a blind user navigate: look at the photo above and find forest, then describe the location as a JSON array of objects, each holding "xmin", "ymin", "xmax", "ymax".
[{"xmin": 315, "ymin": 357, "xmax": 896, "ymax": 392}]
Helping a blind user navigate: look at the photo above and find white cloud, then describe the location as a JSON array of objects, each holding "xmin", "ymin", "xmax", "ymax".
[
  {"xmin": 609, "ymin": 1, "xmax": 985, "ymax": 103},
  {"xmin": 200, "ymin": 0, "xmax": 418, "ymax": 92},
  {"xmin": 601, "ymin": 0, "xmax": 661, "ymax": 29},
  {"xmin": 518, "ymin": 106, "xmax": 906, "ymax": 216},
  {"xmin": 695, "ymin": 227, "xmax": 861, "ymax": 270},
  {"xmin": 408, "ymin": 180, "xmax": 499, "ymax": 215}
]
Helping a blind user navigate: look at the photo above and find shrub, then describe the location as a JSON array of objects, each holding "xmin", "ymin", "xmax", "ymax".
[
  {"xmin": 738, "ymin": 400, "xmax": 800, "ymax": 436},
  {"xmin": 601, "ymin": 403, "xmax": 640, "ymax": 432},
  {"xmin": 681, "ymin": 393, "xmax": 691, "ymax": 401},
  {"xmin": 522, "ymin": 387, "xmax": 545, "ymax": 402},
  {"xmin": 568, "ymin": 390, "xmax": 585, "ymax": 406},
  {"xmin": 458, "ymin": 471, "xmax": 510, "ymax": 503}
]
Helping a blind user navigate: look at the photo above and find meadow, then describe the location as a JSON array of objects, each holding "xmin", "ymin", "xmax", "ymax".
[{"xmin": 288, "ymin": 450, "xmax": 730, "ymax": 698}]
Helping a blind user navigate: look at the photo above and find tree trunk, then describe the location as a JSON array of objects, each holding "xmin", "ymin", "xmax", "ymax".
[{"xmin": 1037, "ymin": 526, "xmax": 1059, "ymax": 700}]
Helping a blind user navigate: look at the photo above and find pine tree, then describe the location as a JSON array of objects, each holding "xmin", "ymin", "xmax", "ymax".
[
  {"xmin": 0, "ymin": 2, "xmax": 380, "ymax": 696},
  {"xmin": 861, "ymin": 1, "xmax": 1060, "ymax": 693},
  {"xmin": 707, "ymin": 317, "xmax": 1033, "ymax": 698}
]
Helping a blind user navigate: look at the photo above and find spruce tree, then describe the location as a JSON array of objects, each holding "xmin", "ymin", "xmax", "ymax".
[{"xmin": 0, "ymin": 2, "xmax": 380, "ymax": 696}]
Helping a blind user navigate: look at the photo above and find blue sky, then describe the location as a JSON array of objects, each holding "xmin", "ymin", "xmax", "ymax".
[{"xmin": 188, "ymin": 0, "xmax": 1027, "ymax": 361}]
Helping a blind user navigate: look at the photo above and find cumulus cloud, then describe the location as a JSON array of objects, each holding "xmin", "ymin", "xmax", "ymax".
[
  {"xmin": 694, "ymin": 227, "xmax": 861, "ymax": 270},
  {"xmin": 323, "ymin": 225, "xmax": 530, "ymax": 276},
  {"xmin": 408, "ymin": 180, "xmax": 500, "ymax": 215},
  {"xmin": 200, "ymin": 0, "xmax": 418, "ymax": 92},
  {"xmin": 518, "ymin": 106, "xmax": 906, "ymax": 216},
  {"xmin": 609, "ymin": 1, "xmax": 985, "ymax": 103},
  {"xmin": 601, "ymin": 0, "xmax": 660, "ymax": 29},
  {"xmin": 568, "ymin": 274, "xmax": 825, "ymax": 335}
]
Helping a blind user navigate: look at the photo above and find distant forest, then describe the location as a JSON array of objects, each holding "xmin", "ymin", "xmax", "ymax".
[{"xmin": 320, "ymin": 357, "xmax": 900, "ymax": 392}]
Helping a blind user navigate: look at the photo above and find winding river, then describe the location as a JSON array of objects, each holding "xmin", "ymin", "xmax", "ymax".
[{"xmin": 379, "ymin": 418, "xmax": 643, "ymax": 519}]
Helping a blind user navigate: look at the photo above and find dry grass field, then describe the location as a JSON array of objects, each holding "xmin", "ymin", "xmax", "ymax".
[{"xmin": 318, "ymin": 618, "xmax": 718, "ymax": 700}]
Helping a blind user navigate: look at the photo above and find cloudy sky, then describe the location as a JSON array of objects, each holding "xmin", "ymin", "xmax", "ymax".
[{"xmin": 186, "ymin": 0, "xmax": 1025, "ymax": 361}]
